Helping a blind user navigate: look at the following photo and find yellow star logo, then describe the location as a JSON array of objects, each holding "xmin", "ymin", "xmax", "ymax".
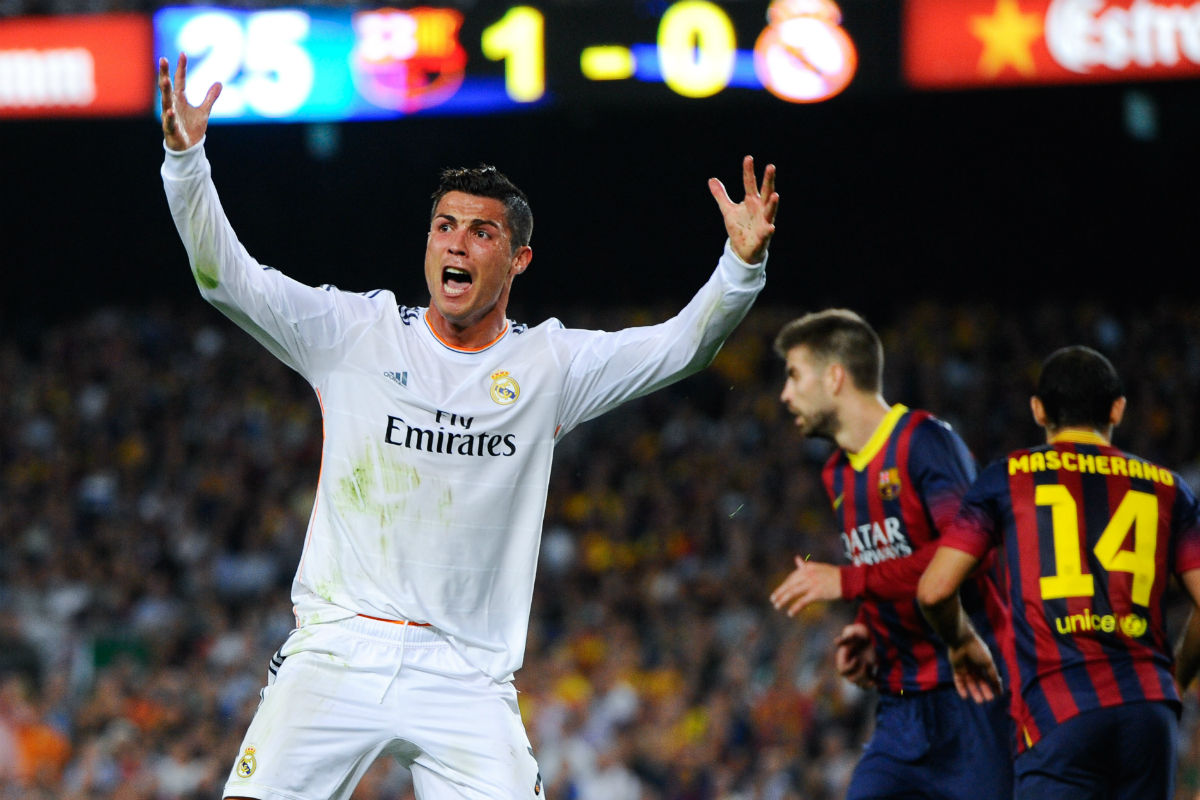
[{"xmin": 970, "ymin": 0, "xmax": 1044, "ymax": 78}]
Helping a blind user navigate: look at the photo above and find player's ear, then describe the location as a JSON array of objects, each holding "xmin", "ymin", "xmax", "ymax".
[
  {"xmin": 1030, "ymin": 396, "xmax": 1048, "ymax": 428},
  {"xmin": 825, "ymin": 362, "xmax": 845, "ymax": 394},
  {"xmin": 510, "ymin": 245, "xmax": 532, "ymax": 276},
  {"xmin": 1109, "ymin": 396, "xmax": 1127, "ymax": 428}
]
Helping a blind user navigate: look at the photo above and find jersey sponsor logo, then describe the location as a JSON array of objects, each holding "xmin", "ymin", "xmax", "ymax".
[
  {"xmin": 878, "ymin": 467, "xmax": 901, "ymax": 500},
  {"xmin": 840, "ymin": 516, "xmax": 913, "ymax": 565},
  {"xmin": 385, "ymin": 411, "xmax": 517, "ymax": 457},
  {"xmin": 1052, "ymin": 609, "xmax": 1149, "ymax": 638},
  {"xmin": 490, "ymin": 370, "xmax": 520, "ymax": 405},
  {"xmin": 1046, "ymin": 0, "xmax": 1200, "ymax": 74},
  {"xmin": 236, "ymin": 746, "xmax": 257, "ymax": 778},
  {"xmin": 384, "ymin": 370, "xmax": 408, "ymax": 388}
]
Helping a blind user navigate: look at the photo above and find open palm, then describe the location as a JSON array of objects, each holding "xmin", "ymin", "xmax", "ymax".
[
  {"xmin": 709, "ymin": 155, "xmax": 779, "ymax": 264},
  {"xmin": 158, "ymin": 54, "xmax": 222, "ymax": 152}
]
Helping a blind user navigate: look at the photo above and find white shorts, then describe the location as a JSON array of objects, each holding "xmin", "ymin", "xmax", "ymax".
[{"xmin": 222, "ymin": 615, "xmax": 544, "ymax": 800}]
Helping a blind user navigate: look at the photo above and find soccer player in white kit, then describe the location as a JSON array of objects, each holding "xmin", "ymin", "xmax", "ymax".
[{"xmin": 157, "ymin": 54, "xmax": 778, "ymax": 800}]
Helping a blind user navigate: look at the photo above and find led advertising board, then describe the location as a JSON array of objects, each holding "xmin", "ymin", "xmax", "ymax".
[
  {"xmin": 904, "ymin": 0, "xmax": 1200, "ymax": 89},
  {"xmin": 0, "ymin": 14, "xmax": 152, "ymax": 118}
]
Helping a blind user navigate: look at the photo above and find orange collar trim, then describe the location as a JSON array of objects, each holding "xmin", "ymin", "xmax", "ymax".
[{"xmin": 424, "ymin": 313, "xmax": 508, "ymax": 352}]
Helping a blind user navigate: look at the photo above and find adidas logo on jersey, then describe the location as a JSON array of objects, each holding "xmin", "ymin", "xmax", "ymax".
[{"xmin": 384, "ymin": 370, "xmax": 408, "ymax": 388}]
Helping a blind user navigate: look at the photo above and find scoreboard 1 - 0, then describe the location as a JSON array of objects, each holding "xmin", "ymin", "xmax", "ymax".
[{"xmin": 153, "ymin": 0, "xmax": 862, "ymax": 123}]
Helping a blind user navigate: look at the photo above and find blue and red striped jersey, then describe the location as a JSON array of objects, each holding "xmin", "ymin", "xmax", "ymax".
[
  {"xmin": 823, "ymin": 404, "xmax": 1007, "ymax": 695},
  {"xmin": 942, "ymin": 431, "xmax": 1200, "ymax": 752}
]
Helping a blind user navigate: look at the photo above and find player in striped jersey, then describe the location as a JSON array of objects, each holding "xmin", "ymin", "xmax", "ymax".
[
  {"xmin": 918, "ymin": 345, "xmax": 1200, "ymax": 800},
  {"xmin": 770, "ymin": 309, "xmax": 1012, "ymax": 800},
  {"xmin": 158, "ymin": 55, "xmax": 778, "ymax": 800}
]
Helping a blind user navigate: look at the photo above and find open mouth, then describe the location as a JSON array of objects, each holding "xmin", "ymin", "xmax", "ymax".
[{"xmin": 442, "ymin": 266, "xmax": 472, "ymax": 297}]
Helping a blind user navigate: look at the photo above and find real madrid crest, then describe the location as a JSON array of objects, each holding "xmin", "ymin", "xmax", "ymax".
[
  {"xmin": 490, "ymin": 370, "xmax": 520, "ymax": 405},
  {"xmin": 237, "ymin": 746, "xmax": 257, "ymax": 778}
]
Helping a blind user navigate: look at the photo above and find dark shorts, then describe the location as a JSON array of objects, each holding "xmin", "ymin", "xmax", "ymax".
[
  {"xmin": 846, "ymin": 686, "xmax": 1014, "ymax": 800},
  {"xmin": 1015, "ymin": 701, "xmax": 1178, "ymax": 800}
]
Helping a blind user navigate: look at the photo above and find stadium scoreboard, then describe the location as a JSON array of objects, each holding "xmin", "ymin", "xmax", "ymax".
[
  {"xmin": 5, "ymin": 1, "xmax": 1200, "ymax": 121},
  {"xmin": 152, "ymin": 0, "xmax": 861, "ymax": 123}
]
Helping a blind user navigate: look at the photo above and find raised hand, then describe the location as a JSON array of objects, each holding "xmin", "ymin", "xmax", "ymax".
[
  {"xmin": 708, "ymin": 155, "xmax": 779, "ymax": 264},
  {"xmin": 158, "ymin": 54, "xmax": 222, "ymax": 152}
]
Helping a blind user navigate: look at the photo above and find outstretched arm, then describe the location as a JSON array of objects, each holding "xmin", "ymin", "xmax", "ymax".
[
  {"xmin": 159, "ymin": 53, "xmax": 221, "ymax": 151},
  {"xmin": 553, "ymin": 158, "xmax": 775, "ymax": 435},
  {"xmin": 709, "ymin": 156, "xmax": 778, "ymax": 264},
  {"xmin": 770, "ymin": 544, "xmax": 941, "ymax": 616}
]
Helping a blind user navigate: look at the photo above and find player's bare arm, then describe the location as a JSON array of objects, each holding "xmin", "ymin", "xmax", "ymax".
[
  {"xmin": 917, "ymin": 545, "xmax": 1002, "ymax": 702},
  {"xmin": 770, "ymin": 555, "xmax": 842, "ymax": 617},
  {"xmin": 159, "ymin": 53, "xmax": 222, "ymax": 152},
  {"xmin": 1174, "ymin": 569, "xmax": 1200, "ymax": 691},
  {"xmin": 708, "ymin": 155, "xmax": 778, "ymax": 264}
]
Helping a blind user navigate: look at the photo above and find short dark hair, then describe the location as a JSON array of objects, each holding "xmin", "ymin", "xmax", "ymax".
[
  {"xmin": 430, "ymin": 165, "xmax": 533, "ymax": 252},
  {"xmin": 1035, "ymin": 345, "xmax": 1124, "ymax": 430},
  {"xmin": 773, "ymin": 309, "xmax": 883, "ymax": 393}
]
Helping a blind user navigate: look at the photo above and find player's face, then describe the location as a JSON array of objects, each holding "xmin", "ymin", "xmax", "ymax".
[
  {"xmin": 780, "ymin": 345, "xmax": 838, "ymax": 440},
  {"xmin": 424, "ymin": 192, "xmax": 531, "ymax": 333}
]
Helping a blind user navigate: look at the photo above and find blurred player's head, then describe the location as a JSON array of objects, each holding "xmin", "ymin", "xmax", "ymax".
[
  {"xmin": 774, "ymin": 309, "xmax": 883, "ymax": 440},
  {"xmin": 775, "ymin": 309, "xmax": 883, "ymax": 392},
  {"xmin": 431, "ymin": 165, "xmax": 533, "ymax": 253},
  {"xmin": 1033, "ymin": 345, "xmax": 1125, "ymax": 434}
]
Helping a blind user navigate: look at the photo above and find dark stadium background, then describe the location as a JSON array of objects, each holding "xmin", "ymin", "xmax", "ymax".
[{"xmin": 3, "ymin": 75, "xmax": 1198, "ymax": 333}]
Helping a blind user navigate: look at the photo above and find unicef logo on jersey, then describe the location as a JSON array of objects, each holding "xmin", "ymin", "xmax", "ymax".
[{"xmin": 490, "ymin": 371, "xmax": 520, "ymax": 406}]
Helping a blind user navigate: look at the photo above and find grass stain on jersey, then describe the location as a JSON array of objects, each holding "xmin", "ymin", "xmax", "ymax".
[
  {"xmin": 192, "ymin": 258, "xmax": 219, "ymax": 289},
  {"xmin": 333, "ymin": 442, "xmax": 421, "ymax": 528}
]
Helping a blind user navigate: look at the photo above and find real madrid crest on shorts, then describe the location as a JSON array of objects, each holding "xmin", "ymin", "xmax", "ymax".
[
  {"xmin": 236, "ymin": 746, "xmax": 257, "ymax": 778},
  {"xmin": 878, "ymin": 467, "xmax": 901, "ymax": 500},
  {"xmin": 490, "ymin": 370, "xmax": 520, "ymax": 405}
]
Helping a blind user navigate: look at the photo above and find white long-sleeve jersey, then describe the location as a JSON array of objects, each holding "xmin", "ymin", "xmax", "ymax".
[{"xmin": 162, "ymin": 142, "xmax": 766, "ymax": 681}]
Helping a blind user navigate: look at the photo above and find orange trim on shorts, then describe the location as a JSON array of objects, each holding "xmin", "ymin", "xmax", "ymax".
[{"xmin": 357, "ymin": 613, "xmax": 431, "ymax": 627}]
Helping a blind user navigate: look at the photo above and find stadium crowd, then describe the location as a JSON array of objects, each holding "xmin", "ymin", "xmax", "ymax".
[{"xmin": 2, "ymin": 297, "xmax": 1200, "ymax": 799}]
